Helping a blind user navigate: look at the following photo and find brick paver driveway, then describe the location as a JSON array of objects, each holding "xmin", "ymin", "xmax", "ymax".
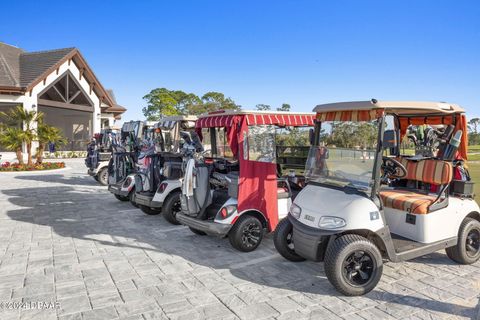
[{"xmin": 0, "ymin": 159, "xmax": 479, "ymax": 320}]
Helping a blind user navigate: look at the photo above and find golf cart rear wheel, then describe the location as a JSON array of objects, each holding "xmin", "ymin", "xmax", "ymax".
[
  {"xmin": 162, "ymin": 191, "xmax": 181, "ymax": 225},
  {"xmin": 446, "ymin": 217, "xmax": 480, "ymax": 264},
  {"xmin": 189, "ymin": 227, "xmax": 207, "ymax": 236},
  {"xmin": 97, "ymin": 167, "xmax": 108, "ymax": 186},
  {"xmin": 139, "ymin": 205, "xmax": 161, "ymax": 215},
  {"xmin": 229, "ymin": 215, "xmax": 264, "ymax": 252},
  {"xmin": 114, "ymin": 194, "xmax": 129, "ymax": 201},
  {"xmin": 324, "ymin": 234, "xmax": 383, "ymax": 296},
  {"xmin": 273, "ymin": 218, "xmax": 306, "ymax": 262}
]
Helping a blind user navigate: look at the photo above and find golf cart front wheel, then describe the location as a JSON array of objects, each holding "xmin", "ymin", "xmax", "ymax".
[
  {"xmin": 139, "ymin": 205, "xmax": 161, "ymax": 215},
  {"xmin": 114, "ymin": 194, "xmax": 129, "ymax": 201},
  {"xmin": 273, "ymin": 218, "xmax": 306, "ymax": 262},
  {"xmin": 162, "ymin": 191, "xmax": 181, "ymax": 225},
  {"xmin": 228, "ymin": 215, "xmax": 264, "ymax": 252},
  {"xmin": 324, "ymin": 234, "xmax": 383, "ymax": 296},
  {"xmin": 97, "ymin": 167, "xmax": 108, "ymax": 186},
  {"xmin": 446, "ymin": 217, "xmax": 480, "ymax": 264}
]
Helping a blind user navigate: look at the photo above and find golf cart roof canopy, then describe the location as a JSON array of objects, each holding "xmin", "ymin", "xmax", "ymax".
[
  {"xmin": 313, "ymin": 100, "xmax": 465, "ymax": 116},
  {"xmin": 196, "ymin": 110, "xmax": 315, "ymax": 128},
  {"xmin": 154, "ymin": 115, "xmax": 197, "ymax": 130},
  {"xmin": 314, "ymin": 100, "xmax": 469, "ymax": 161}
]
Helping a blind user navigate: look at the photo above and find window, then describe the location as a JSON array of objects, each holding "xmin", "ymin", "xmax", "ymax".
[
  {"xmin": 248, "ymin": 125, "xmax": 276, "ymax": 163},
  {"xmin": 201, "ymin": 128, "xmax": 234, "ymax": 158}
]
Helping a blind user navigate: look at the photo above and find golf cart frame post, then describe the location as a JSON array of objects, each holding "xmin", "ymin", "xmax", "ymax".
[
  {"xmin": 276, "ymin": 100, "xmax": 478, "ymax": 296},
  {"xmin": 177, "ymin": 110, "xmax": 316, "ymax": 251}
]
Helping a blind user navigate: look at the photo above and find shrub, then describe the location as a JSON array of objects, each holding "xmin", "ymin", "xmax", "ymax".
[{"xmin": 0, "ymin": 162, "xmax": 66, "ymax": 172}]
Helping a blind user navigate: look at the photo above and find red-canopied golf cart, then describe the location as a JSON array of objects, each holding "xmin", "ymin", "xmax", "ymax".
[{"xmin": 177, "ymin": 110, "xmax": 316, "ymax": 251}]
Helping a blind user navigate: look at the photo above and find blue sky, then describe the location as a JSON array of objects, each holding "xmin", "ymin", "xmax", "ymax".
[{"xmin": 1, "ymin": 0, "xmax": 479, "ymax": 121}]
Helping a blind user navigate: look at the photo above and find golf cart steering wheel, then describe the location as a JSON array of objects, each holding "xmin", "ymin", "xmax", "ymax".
[{"xmin": 381, "ymin": 157, "xmax": 407, "ymax": 183}]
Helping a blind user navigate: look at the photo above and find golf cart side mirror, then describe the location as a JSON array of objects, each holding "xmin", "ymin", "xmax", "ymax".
[
  {"xmin": 383, "ymin": 130, "xmax": 397, "ymax": 149},
  {"xmin": 309, "ymin": 128, "xmax": 315, "ymax": 146}
]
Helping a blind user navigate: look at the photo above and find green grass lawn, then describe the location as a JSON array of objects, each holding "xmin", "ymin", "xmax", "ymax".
[{"xmin": 468, "ymin": 161, "xmax": 480, "ymax": 198}]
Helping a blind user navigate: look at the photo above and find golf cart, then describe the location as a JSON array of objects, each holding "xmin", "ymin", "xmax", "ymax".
[
  {"xmin": 133, "ymin": 116, "xmax": 198, "ymax": 220},
  {"xmin": 107, "ymin": 120, "xmax": 157, "ymax": 203},
  {"xmin": 85, "ymin": 127, "xmax": 119, "ymax": 185},
  {"xmin": 273, "ymin": 100, "xmax": 479, "ymax": 296},
  {"xmin": 177, "ymin": 110, "xmax": 316, "ymax": 252}
]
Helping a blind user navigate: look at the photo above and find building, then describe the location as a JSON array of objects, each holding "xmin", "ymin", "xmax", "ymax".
[{"xmin": 0, "ymin": 42, "xmax": 126, "ymax": 150}]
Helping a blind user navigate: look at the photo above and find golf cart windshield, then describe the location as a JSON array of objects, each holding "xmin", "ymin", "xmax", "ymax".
[{"xmin": 306, "ymin": 120, "xmax": 379, "ymax": 191}]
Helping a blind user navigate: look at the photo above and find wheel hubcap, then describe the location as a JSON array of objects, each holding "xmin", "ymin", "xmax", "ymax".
[
  {"xmin": 286, "ymin": 232, "xmax": 295, "ymax": 250},
  {"xmin": 100, "ymin": 171, "xmax": 108, "ymax": 184},
  {"xmin": 172, "ymin": 200, "xmax": 181, "ymax": 217},
  {"xmin": 466, "ymin": 229, "xmax": 480, "ymax": 257},
  {"xmin": 342, "ymin": 250, "xmax": 375, "ymax": 286},
  {"xmin": 241, "ymin": 223, "xmax": 261, "ymax": 247}
]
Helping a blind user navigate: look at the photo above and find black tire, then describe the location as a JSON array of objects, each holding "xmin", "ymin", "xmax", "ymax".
[
  {"xmin": 93, "ymin": 175, "xmax": 99, "ymax": 181},
  {"xmin": 189, "ymin": 227, "xmax": 207, "ymax": 236},
  {"xmin": 445, "ymin": 217, "xmax": 480, "ymax": 264},
  {"xmin": 139, "ymin": 205, "xmax": 161, "ymax": 215},
  {"xmin": 162, "ymin": 192, "xmax": 181, "ymax": 225},
  {"xmin": 129, "ymin": 192, "xmax": 139, "ymax": 208},
  {"xmin": 273, "ymin": 218, "xmax": 306, "ymax": 262},
  {"xmin": 228, "ymin": 215, "xmax": 264, "ymax": 252},
  {"xmin": 114, "ymin": 194, "xmax": 129, "ymax": 201},
  {"xmin": 97, "ymin": 167, "xmax": 108, "ymax": 186},
  {"xmin": 324, "ymin": 234, "xmax": 383, "ymax": 296}
]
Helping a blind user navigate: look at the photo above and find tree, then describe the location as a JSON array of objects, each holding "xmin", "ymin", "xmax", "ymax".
[
  {"xmin": 142, "ymin": 88, "xmax": 194, "ymax": 120},
  {"xmin": 142, "ymin": 88, "xmax": 240, "ymax": 118},
  {"xmin": 256, "ymin": 104, "xmax": 271, "ymax": 111},
  {"xmin": 469, "ymin": 118, "xmax": 479, "ymax": 133},
  {"xmin": 277, "ymin": 103, "xmax": 291, "ymax": 111},
  {"xmin": 36, "ymin": 123, "xmax": 66, "ymax": 163},
  {"xmin": 0, "ymin": 126, "xmax": 25, "ymax": 164},
  {"xmin": 0, "ymin": 105, "xmax": 43, "ymax": 165},
  {"xmin": 200, "ymin": 92, "xmax": 241, "ymax": 113}
]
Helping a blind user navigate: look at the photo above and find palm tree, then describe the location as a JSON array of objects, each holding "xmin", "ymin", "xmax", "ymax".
[
  {"xmin": 36, "ymin": 123, "xmax": 66, "ymax": 163},
  {"xmin": 0, "ymin": 105, "xmax": 43, "ymax": 165},
  {"xmin": 0, "ymin": 126, "xmax": 25, "ymax": 164}
]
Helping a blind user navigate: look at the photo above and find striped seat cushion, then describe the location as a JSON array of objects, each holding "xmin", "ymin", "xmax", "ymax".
[
  {"xmin": 379, "ymin": 189, "xmax": 437, "ymax": 214},
  {"xmin": 380, "ymin": 158, "xmax": 452, "ymax": 214},
  {"xmin": 396, "ymin": 158, "xmax": 453, "ymax": 185}
]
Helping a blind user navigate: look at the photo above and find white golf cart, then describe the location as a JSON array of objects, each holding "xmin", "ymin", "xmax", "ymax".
[
  {"xmin": 85, "ymin": 127, "xmax": 119, "ymax": 185},
  {"xmin": 274, "ymin": 100, "xmax": 479, "ymax": 296},
  {"xmin": 108, "ymin": 120, "xmax": 157, "ymax": 203},
  {"xmin": 133, "ymin": 115, "xmax": 198, "ymax": 221}
]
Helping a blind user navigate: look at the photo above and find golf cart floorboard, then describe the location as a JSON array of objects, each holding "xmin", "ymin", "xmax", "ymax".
[
  {"xmin": 391, "ymin": 233, "xmax": 424, "ymax": 254},
  {"xmin": 388, "ymin": 233, "xmax": 457, "ymax": 261}
]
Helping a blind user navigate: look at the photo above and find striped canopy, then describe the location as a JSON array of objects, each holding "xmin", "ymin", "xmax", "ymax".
[
  {"xmin": 196, "ymin": 113, "xmax": 315, "ymax": 128},
  {"xmin": 316, "ymin": 109, "xmax": 385, "ymax": 122},
  {"xmin": 155, "ymin": 120, "xmax": 177, "ymax": 130}
]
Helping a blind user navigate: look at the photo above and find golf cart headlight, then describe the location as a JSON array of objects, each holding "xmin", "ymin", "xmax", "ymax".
[
  {"xmin": 319, "ymin": 216, "xmax": 346, "ymax": 229},
  {"xmin": 289, "ymin": 203, "xmax": 302, "ymax": 219}
]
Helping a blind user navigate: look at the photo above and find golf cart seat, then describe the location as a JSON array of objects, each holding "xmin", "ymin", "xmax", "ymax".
[{"xmin": 380, "ymin": 158, "xmax": 453, "ymax": 214}]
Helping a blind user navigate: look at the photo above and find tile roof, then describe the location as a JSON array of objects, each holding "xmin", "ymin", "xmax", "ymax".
[
  {"xmin": 19, "ymin": 47, "xmax": 75, "ymax": 87},
  {"xmin": 0, "ymin": 42, "xmax": 23, "ymax": 87},
  {"xmin": 0, "ymin": 42, "xmax": 75, "ymax": 88}
]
